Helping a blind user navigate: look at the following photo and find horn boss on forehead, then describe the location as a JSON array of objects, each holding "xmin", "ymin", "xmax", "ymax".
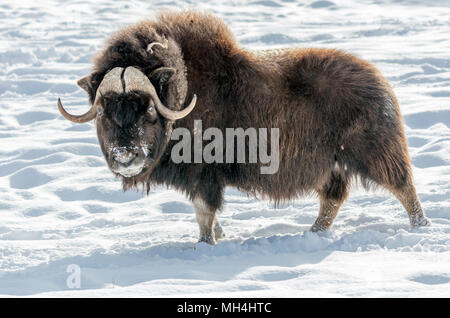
[
  {"xmin": 57, "ymin": 66, "xmax": 196, "ymax": 123},
  {"xmin": 123, "ymin": 66, "xmax": 197, "ymax": 121}
]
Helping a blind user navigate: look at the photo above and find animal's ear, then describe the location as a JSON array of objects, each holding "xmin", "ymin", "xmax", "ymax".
[
  {"xmin": 149, "ymin": 67, "xmax": 176, "ymax": 89},
  {"xmin": 77, "ymin": 75, "xmax": 93, "ymax": 93},
  {"xmin": 77, "ymin": 73, "xmax": 100, "ymax": 104}
]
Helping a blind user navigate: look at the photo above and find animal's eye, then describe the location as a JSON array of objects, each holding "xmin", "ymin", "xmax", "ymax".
[{"xmin": 148, "ymin": 100, "xmax": 155, "ymax": 113}]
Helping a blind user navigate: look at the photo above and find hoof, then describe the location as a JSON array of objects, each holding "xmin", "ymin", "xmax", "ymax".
[
  {"xmin": 198, "ymin": 234, "xmax": 216, "ymax": 245},
  {"xmin": 411, "ymin": 216, "xmax": 431, "ymax": 227},
  {"xmin": 310, "ymin": 223, "xmax": 327, "ymax": 232}
]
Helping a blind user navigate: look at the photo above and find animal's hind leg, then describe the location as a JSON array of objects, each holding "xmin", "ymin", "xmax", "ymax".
[
  {"xmin": 370, "ymin": 166, "xmax": 430, "ymax": 227},
  {"xmin": 389, "ymin": 181, "xmax": 429, "ymax": 227},
  {"xmin": 360, "ymin": 134, "xmax": 429, "ymax": 227},
  {"xmin": 311, "ymin": 172, "xmax": 349, "ymax": 232}
]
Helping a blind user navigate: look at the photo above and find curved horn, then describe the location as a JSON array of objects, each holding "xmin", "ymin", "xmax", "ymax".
[
  {"xmin": 57, "ymin": 67, "xmax": 124, "ymax": 123},
  {"xmin": 123, "ymin": 66, "xmax": 196, "ymax": 121},
  {"xmin": 57, "ymin": 98, "xmax": 97, "ymax": 123}
]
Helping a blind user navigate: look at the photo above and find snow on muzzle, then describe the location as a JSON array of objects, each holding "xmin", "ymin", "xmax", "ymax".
[{"xmin": 110, "ymin": 146, "xmax": 146, "ymax": 177}]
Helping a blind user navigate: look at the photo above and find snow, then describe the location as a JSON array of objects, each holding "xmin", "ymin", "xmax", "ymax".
[{"xmin": 0, "ymin": 0, "xmax": 449, "ymax": 297}]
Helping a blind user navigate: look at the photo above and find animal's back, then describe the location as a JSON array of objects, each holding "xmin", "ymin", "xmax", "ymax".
[{"xmin": 232, "ymin": 47, "xmax": 402, "ymax": 201}]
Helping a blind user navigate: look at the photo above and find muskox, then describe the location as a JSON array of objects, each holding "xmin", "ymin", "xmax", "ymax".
[{"xmin": 58, "ymin": 11, "xmax": 429, "ymax": 244}]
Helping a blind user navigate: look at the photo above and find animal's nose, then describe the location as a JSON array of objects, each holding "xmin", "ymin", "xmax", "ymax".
[{"xmin": 112, "ymin": 147, "xmax": 138, "ymax": 166}]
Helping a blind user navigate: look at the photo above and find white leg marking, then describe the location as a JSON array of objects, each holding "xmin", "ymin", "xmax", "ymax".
[{"xmin": 193, "ymin": 197, "xmax": 217, "ymax": 245}]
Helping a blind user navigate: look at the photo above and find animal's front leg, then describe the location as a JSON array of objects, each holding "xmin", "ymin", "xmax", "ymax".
[
  {"xmin": 214, "ymin": 220, "xmax": 225, "ymax": 240},
  {"xmin": 193, "ymin": 196, "xmax": 218, "ymax": 245}
]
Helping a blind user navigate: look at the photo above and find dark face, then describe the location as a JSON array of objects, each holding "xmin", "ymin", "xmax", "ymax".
[
  {"xmin": 96, "ymin": 91, "xmax": 164, "ymax": 178},
  {"xmin": 58, "ymin": 64, "xmax": 196, "ymax": 180}
]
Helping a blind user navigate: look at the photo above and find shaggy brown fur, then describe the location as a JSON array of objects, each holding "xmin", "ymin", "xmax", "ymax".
[{"xmin": 75, "ymin": 10, "xmax": 429, "ymax": 242}]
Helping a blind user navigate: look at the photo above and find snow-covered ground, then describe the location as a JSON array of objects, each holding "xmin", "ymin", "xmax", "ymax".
[{"xmin": 0, "ymin": 0, "xmax": 449, "ymax": 297}]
